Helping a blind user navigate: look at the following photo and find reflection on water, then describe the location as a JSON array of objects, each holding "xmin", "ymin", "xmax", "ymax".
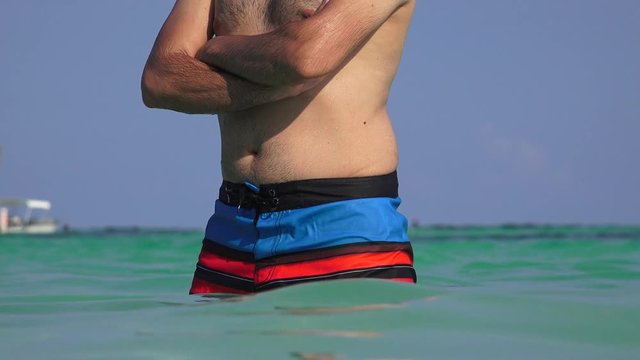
[
  {"xmin": 194, "ymin": 293, "xmax": 248, "ymax": 304},
  {"xmin": 291, "ymin": 352, "xmax": 340, "ymax": 360},
  {"xmin": 233, "ymin": 329, "xmax": 382, "ymax": 338},
  {"xmin": 275, "ymin": 303, "xmax": 403, "ymax": 315}
]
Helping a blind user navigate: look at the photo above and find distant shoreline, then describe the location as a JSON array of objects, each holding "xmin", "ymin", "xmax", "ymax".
[{"xmin": 4, "ymin": 224, "xmax": 636, "ymax": 241}]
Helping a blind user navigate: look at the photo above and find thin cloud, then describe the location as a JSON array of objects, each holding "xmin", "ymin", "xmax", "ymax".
[{"xmin": 481, "ymin": 123, "xmax": 572, "ymax": 186}]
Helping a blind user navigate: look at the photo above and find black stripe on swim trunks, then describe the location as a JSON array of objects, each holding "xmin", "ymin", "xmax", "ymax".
[
  {"xmin": 256, "ymin": 265, "xmax": 417, "ymax": 292},
  {"xmin": 201, "ymin": 239, "xmax": 255, "ymax": 262},
  {"xmin": 193, "ymin": 265, "xmax": 255, "ymax": 293},
  {"xmin": 219, "ymin": 171, "xmax": 399, "ymax": 212},
  {"xmin": 201, "ymin": 239, "xmax": 414, "ymax": 266}
]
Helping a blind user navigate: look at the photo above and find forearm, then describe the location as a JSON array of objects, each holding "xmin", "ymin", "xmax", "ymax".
[
  {"xmin": 142, "ymin": 51, "xmax": 302, "ymax": 114},
  {"xmin": 197, "ymin": 0, "xmax": 409, "ymax": 86},
  {"xmin": 142, "ymin": 0, "xmax": 308, "ymax": 114},
  {"xmin": 196, "ymin": 33, "xmax": 303, "ymax": 87}
]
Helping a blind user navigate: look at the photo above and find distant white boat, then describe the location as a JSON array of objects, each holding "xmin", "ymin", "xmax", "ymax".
[{"xmin": 0, "ymin": 199, "xmax": 58, "ymax": 235}]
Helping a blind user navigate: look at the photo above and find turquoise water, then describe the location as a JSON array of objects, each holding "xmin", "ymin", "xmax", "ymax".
[{"xmin": 1, "ymin": 226, "xmax": 639, "ymax": 359}]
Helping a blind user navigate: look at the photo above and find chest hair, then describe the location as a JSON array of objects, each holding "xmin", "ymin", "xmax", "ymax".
[{"xmin": 216, "ymin": 0, "xmax": 323, "ymax": 32}]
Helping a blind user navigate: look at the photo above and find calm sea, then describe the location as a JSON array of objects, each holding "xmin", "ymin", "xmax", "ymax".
[{"xmin": 1, "ymin": 225, "xmax": 639, "ymax": 359}]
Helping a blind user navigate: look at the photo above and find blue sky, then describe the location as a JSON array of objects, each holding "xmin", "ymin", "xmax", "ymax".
[{"xmin": 1, "ymin": 0, "xmax": 639, "ymax": 228}]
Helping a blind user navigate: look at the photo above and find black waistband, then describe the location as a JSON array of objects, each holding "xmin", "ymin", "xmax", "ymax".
[{"xmin": 218, "ymin": 171, "xmax": 399, "ymax": 212}]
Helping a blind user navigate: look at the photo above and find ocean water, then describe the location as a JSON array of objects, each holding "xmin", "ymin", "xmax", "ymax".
[{"xmin": 1, "ymin": 225, "xmax": 639, "ymax": 359}]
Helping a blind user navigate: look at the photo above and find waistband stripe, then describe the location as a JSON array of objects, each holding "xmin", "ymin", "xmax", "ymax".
[{"xmin": 219, "ymin": 171, "xmax": 399, "ymax": 212}]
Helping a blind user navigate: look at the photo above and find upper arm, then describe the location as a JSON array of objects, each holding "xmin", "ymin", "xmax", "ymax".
[
  {"xmin": 142, "ymin": 0, "xmax": 215, "ymax": 106},
  {"xmin": 148, "ymin": 0, "xmax": 215, "ymax": 58},
  {"xmin": 284, "ymin": 0, "xmax": 411, "ymax": 78}
]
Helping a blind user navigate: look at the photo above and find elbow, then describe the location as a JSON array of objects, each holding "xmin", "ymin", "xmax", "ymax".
[
  {"xmin": 141, "ymin": 68, "xmax": 164, "ymax": 109},
  {"xmin": 286, "ymin": 42, "xmax": 337, "ymax": 82},
  {"xmin": 289, "ymin": 60, "xmax": 331, "ymax": 82}
]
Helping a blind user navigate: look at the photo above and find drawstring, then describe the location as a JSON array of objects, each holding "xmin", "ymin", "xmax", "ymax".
[
  {"xmin": 224, "ymin": 182, "xmax": 281, "ymax": 225},
  {"xmin": 242, "ymin": 182, "xmax": 281, "ymax": 225},
  {"xmin": 243, "ymin": 182, "xmax": 261, "ymax": 225}
]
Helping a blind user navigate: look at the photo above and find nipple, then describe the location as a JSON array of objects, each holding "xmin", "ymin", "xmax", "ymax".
[{"xmin": 303, "ymin": 8, "xmax": 315, "ymax": 18}]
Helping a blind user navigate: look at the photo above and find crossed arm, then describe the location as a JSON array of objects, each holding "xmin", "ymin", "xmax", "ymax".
[
  {"xmin": 141, "ymin": 0, "xmax": 301, "ymax": 114},
  {"xmin": 141, "ymin": 0, "xmax": 409, "ymax": 115},
  {"xmin": 196, "ymin": 0, "xmax": 409, "ymax": 86}
]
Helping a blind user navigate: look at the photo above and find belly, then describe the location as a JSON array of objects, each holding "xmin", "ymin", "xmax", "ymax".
[{"xmin": 218, "ymin": 73, "xmax": 399, "ymax": 184}]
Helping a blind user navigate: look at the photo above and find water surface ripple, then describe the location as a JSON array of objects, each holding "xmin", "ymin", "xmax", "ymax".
[{"xmin": 1, "ymin": 226, "xmax": 639, "ymax": 359}]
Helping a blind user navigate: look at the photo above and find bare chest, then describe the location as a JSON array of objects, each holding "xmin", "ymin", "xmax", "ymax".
[{"xmin": 214, "ymin": 0, "xmax": 323, "ymax": 34}]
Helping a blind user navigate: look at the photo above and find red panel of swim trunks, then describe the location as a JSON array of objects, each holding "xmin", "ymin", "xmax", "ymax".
[{"xmin": 190, "ymin": 240, "xmax": 416, "ymax": 294}]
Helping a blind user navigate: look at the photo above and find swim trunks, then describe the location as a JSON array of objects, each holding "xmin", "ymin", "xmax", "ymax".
[{"xmin": 189, "ymin": 171, "xmax": 417, "ymax": 294}]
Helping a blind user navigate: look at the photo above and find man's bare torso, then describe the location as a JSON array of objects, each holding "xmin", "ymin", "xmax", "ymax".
[{"xmin": 214, "ymin": 0, "xmax": 415, "ymax": 184}]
